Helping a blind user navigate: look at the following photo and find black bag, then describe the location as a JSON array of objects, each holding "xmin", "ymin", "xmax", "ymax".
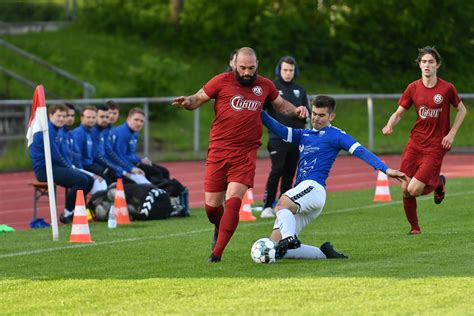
[
  {"xmin": 157, "ymin": 178, "xmax": 185, "ymax": 197},
  {"xmin": 88, "ymin": 183, "xmax": 173, "ymax": 221},
  {"xmin": 131, "ymin": 186, "xmax": 172, "ymax": 220},
  {"xmin": 157, "ymin": 178, "xmax": 190, "ymax": 217}
]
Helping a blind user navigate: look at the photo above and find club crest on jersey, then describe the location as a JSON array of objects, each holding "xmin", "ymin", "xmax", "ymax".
[
  {"xmin": 433, "ymin": 94, "xmax": 443, "ymax": 104},
  {"xmin": 252, "ymin": 86, "xmax": 263, "ymax": 96},
  {"xmin": 299, "ymin": 144, "xmax": 304, "ymax": 152},
  {"xmin": 293, "ymin": 89, "xmax": 300, "ymax": 98},
  {"xmin": 230, "ymin": 95, "xmax": 262, "ymax": 111}
]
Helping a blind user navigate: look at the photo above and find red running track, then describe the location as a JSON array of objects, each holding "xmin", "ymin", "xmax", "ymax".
[{"xmin": 1, "ymin": 154, "xmax": 473, "ymax": 231}]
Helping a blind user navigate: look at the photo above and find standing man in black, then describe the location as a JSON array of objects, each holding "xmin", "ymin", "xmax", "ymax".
[{"xmin": 261, "ymin": 56, "xmax": 309, "ymax": 218}]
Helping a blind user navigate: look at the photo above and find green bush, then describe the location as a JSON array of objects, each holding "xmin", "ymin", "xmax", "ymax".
[{"xmin": 0, "ymin": 1, "xmax": 65, "ymax": 22}]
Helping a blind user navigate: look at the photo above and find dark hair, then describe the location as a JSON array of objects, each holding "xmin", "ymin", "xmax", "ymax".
[
  {"xmin": 280, "ymin": 56, "xmax": 296, "ymax": 66},
  {"xmin": 416, "ymin": 46, "xmax": 442, "ymax": 66},
  {"xmin": 96, "ymin": 104, "xmax": 109, "ymax": 112},
  {"xmin": 312, "ymin": 95, "xmax": 336, "ymax": 113},
  {"xmin": 105, "ymin": 100, "xmax": 118, "ymax": 110},
  {"xmin": 128, "ymin": 107, "xmax": 145, "ymax": 118},
  {"xmin": 80, "ymin": 105, "xmax": 97, "ymax": 116},
  {"xmin": 275, "ymin": 55, "xmax": 298, "ymax": 78},
  {"xmin": 48, "ymin": 104, "xmax": 68, "ymax": 116},
  {"xmin": 64, "ymin": 102, "xmax": 76, "ymax": 111}
]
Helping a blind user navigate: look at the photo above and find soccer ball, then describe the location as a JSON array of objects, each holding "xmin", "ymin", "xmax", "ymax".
[{"xmin": 250, "ymin": 238, "xmax": 277, "ymax": 264}]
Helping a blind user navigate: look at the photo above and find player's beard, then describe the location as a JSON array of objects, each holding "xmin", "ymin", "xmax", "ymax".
[{"xmin": 235, "ymin": 69, "xmax": 257, "ymax": 86}]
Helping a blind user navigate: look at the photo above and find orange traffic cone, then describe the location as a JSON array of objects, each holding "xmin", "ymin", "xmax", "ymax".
[
  {"xmin": 239, "ymin": 189, "xmax": 257, "ymax": 221},
  {"xmin": 69, "ymin": 190, "xmax": 93, "ymax": 243},
  {"xmin": 114, "ymin": 178, "xmax": 131, "ymax": 224},
  {"xmin": 374, "ymin": 170, "xmax": 392, "ymax": 202}
]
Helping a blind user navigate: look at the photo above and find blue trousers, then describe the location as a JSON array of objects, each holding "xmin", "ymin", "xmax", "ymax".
[{"xmin": 35, "ymin": 166, "xmax": 94, "ymax": 212}]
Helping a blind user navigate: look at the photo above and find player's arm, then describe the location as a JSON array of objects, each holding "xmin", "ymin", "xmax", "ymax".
[
  {"xmin": 172, "ymin": 89, "xmax": 210, "ymax": 110},
  {"xmin": 271, "ymin": 95, "xmax": 308, "ymax": 119},
  {"xmin": 382, "ymin": 106, "xmax": 406, "ymax": 135},
  {"xmin": 442, "ymin": 101, "xmax": 467, "ymax": 150},
  {"xmin": 351, "ymin": 144, "xmax": 406, "ymax": 181},
  {"xmin": 261, "ymin": 111, "xmax": 292, "ymax": 142}
]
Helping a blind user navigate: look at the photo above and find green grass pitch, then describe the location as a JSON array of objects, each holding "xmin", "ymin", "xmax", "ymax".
[{"xmin": 1, "ymin": 178, "xmax": 473, "ymax": 314}]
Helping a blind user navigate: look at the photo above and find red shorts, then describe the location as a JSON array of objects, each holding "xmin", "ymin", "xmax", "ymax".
[
  {"xmin": 400, "ymin": 141, "xmax": 446, "ymax": 188},
  {"xmin": 204, "ymin": 148, "xmax": 258, "ymax": 192}
]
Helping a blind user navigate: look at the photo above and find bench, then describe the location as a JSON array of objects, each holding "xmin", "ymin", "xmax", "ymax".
[{"xmin": 29, "ymin": 182, "xmax": 68, "ymax": 220}]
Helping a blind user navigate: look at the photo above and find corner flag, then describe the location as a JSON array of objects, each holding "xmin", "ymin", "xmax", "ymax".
[
  {"xmin": 26, "ymin": 85, "xmax": 48, "ymax": 146},
  {"xmin": 26, "ymin": 85, "xmax": 59, "ymax": 241}
]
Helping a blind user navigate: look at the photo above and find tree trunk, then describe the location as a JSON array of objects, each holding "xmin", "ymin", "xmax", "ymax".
[{"xmin": 169, "ymin": 0, "xmax": 184, "ymax": 24}]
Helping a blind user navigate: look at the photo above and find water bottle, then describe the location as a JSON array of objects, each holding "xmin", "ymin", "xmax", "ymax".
[{"xmin": 108, "ymin": 205, "xmax": 117, "ymax": 229}]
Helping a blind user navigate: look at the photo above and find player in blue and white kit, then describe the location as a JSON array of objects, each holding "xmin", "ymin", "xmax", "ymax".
[{"xmin": 261, "ymin": 95, "xmax": 406, "ymax": 260}]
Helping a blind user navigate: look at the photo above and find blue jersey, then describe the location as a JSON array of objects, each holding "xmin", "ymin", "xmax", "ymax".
[
  {"xmin": 101, "ymin": 125, "xmax": 136, "ymax": 172},
  {"xmin": 60, "ymin": 128, "xmax": 82, "ymax": 168},
  {"xmin": 91, "ymin": 125, "xmax": 126, "ymax": 177},
  {"xmin": 72, "ymin": 124, "xmax": 95, "ymax": 167},
  {"xmin": 261, "ymin": 111, "xmax": 387, "ymax": 188},
  {"xmin": 30, "ymin": 121, "xmax": 73, "ymax": 173},
  {"xmin": 109, "ymin": 123, "xmax": 141, "ymax": 166}
]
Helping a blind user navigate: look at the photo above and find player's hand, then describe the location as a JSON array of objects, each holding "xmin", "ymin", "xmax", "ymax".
[
  {"xmin": 131, "ymin": 167, "xmax": 145, "ymax": 175},
  {"xmin": 441, "ymin": 133, "xmax": 454, "ymax": 150},
  {"xmin": 382, "ymin": 125, "xmax": 393, "ymax": 135},
  {"xmin": 172, "ymin": 96, "xmax": 190, "ymax": 108},
  {"xmin": 93, "ymin": 175, "xmax": 104, "ymax": 182},
  {"xmin": 141, "ymin": 157, "xmax": 152, "ymax": 165},
  {"xmin": 386, "ymin": 168, "xmax": 407, "ymax": 183},
  {"xmin": 295, "ymin": 106, "xmax": 309, "ymax": 119}
]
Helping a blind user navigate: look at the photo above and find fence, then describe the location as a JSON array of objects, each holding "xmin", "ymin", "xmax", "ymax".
[{"xmin": 0, "ymin": 94, "xmax": 473, "ymax": 156}]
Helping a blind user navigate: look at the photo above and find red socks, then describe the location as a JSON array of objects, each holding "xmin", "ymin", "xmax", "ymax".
[
  {"xmin": 403, "ymin": 196, "xmax": 419, "ymax": 231},
  {"xmin": 212, "ymin": 197, "xmax": 242, "ymax": 258},
  {"xmin": 205, "ymin": 204, "xmax": 224, "ymax": 227}
]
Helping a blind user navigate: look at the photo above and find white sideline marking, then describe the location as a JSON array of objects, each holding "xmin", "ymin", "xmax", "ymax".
[{"xmin": 1, "ymin": 190, "xmax": 472, "ymax": 259}]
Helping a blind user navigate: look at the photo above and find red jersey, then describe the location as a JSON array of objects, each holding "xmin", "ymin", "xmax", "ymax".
[
  {"xmin": 398, "ymin": 78, "xmax": 461, "ymax": 152},
  {"xmin": 203, "ymin": 72, "xmax": 279, "ymax": 156}
]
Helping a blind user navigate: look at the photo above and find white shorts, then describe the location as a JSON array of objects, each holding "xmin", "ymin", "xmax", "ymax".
[{"xmin": 273, "ymin": 180, "xmax": 326, "ymax": 235}]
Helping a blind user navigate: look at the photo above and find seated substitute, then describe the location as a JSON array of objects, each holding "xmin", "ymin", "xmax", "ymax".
[
  {"xmin": 30, "ymin": 104, "xmax": 94, "ymax": 224},
  {"xmin": 109, "ymin": 107, "xmax": 170, "ymax": 185},
  {"xmin": 92, "ymin": 104, "xmax": 150, "ymax": 185}
]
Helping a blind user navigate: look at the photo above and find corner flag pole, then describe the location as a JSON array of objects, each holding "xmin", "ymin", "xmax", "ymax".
[{"xmin": 27, "ymin": 85, "xmax": 59, "ymax": 241}]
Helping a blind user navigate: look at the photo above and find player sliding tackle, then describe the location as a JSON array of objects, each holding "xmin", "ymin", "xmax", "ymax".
[{"xmin": 261, "ymin": 95, "xmax": 407, "ymax": 260}]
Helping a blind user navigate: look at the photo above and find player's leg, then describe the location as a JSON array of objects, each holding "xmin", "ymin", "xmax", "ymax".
[
  {"xmin": 406, "ymin": 152, "xmax": 444, "ymax": 198},
  {"xmin": 262, "ymin": 139, "xmax": 286, "ymax": 214},
  {"xmin": 400, "ymin": 145, "xmax": 422, "ymax": 234},
  {"xmin": 137, "ymin": 162, "xmax": 167, "ymax": 185},
  {"xmin": 204, "ymin": 191, "xmax": 225, "ymax": 251},
  {"xmin": 50, "ymin": 167, "xmax": 94, "ymax": 223},
  {"xmin": 434, "ymin": 174, "xmax": 446, "ymax": 204},
  {"xmin": 272, "ymin": 180, "xmax": 327, "ymax": 259},
  {"xmin": 207, "ymin": 150, "xmax": 257, "ymax": 262},
  {"xmin": 209, "ymin": 182, "xmax": 247, "ymax": 262},
  {"xmin": 204, "ymin": 159, "xmax": 227, "ymax": 260},
  {"xmin": 151, "ymin": 163, "xmax": 170, "ymax": 180},
  {"xmin": 279, "ymin": 143, "xmax": 299, "ymax": 196},
  {"xmin": 413, "ymin": 153, "xmax": 446, "ymax": 204}
]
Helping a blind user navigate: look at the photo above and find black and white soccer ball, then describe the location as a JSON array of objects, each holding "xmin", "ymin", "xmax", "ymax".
[{"xmin": 250, "ymin": 238, "xmax": 277, "ymax": 264}]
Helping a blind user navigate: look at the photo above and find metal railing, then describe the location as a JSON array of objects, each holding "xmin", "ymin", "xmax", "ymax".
[
  {"xmin": 0, "ymin": 39, "xmax": 95, "ymax": 98},
  {"xmin": 0, "ymin": 93, "xmax": 472, "ymax": 155}
]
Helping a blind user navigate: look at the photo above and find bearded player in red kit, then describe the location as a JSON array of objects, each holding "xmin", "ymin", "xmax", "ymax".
[
  {"xmin": 172, "ymin": 47, "xmax": 308, "ymax": 262},
  {"xmin": 383, "ymin": 46, "xmax": 467, "ymax": 235}
]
